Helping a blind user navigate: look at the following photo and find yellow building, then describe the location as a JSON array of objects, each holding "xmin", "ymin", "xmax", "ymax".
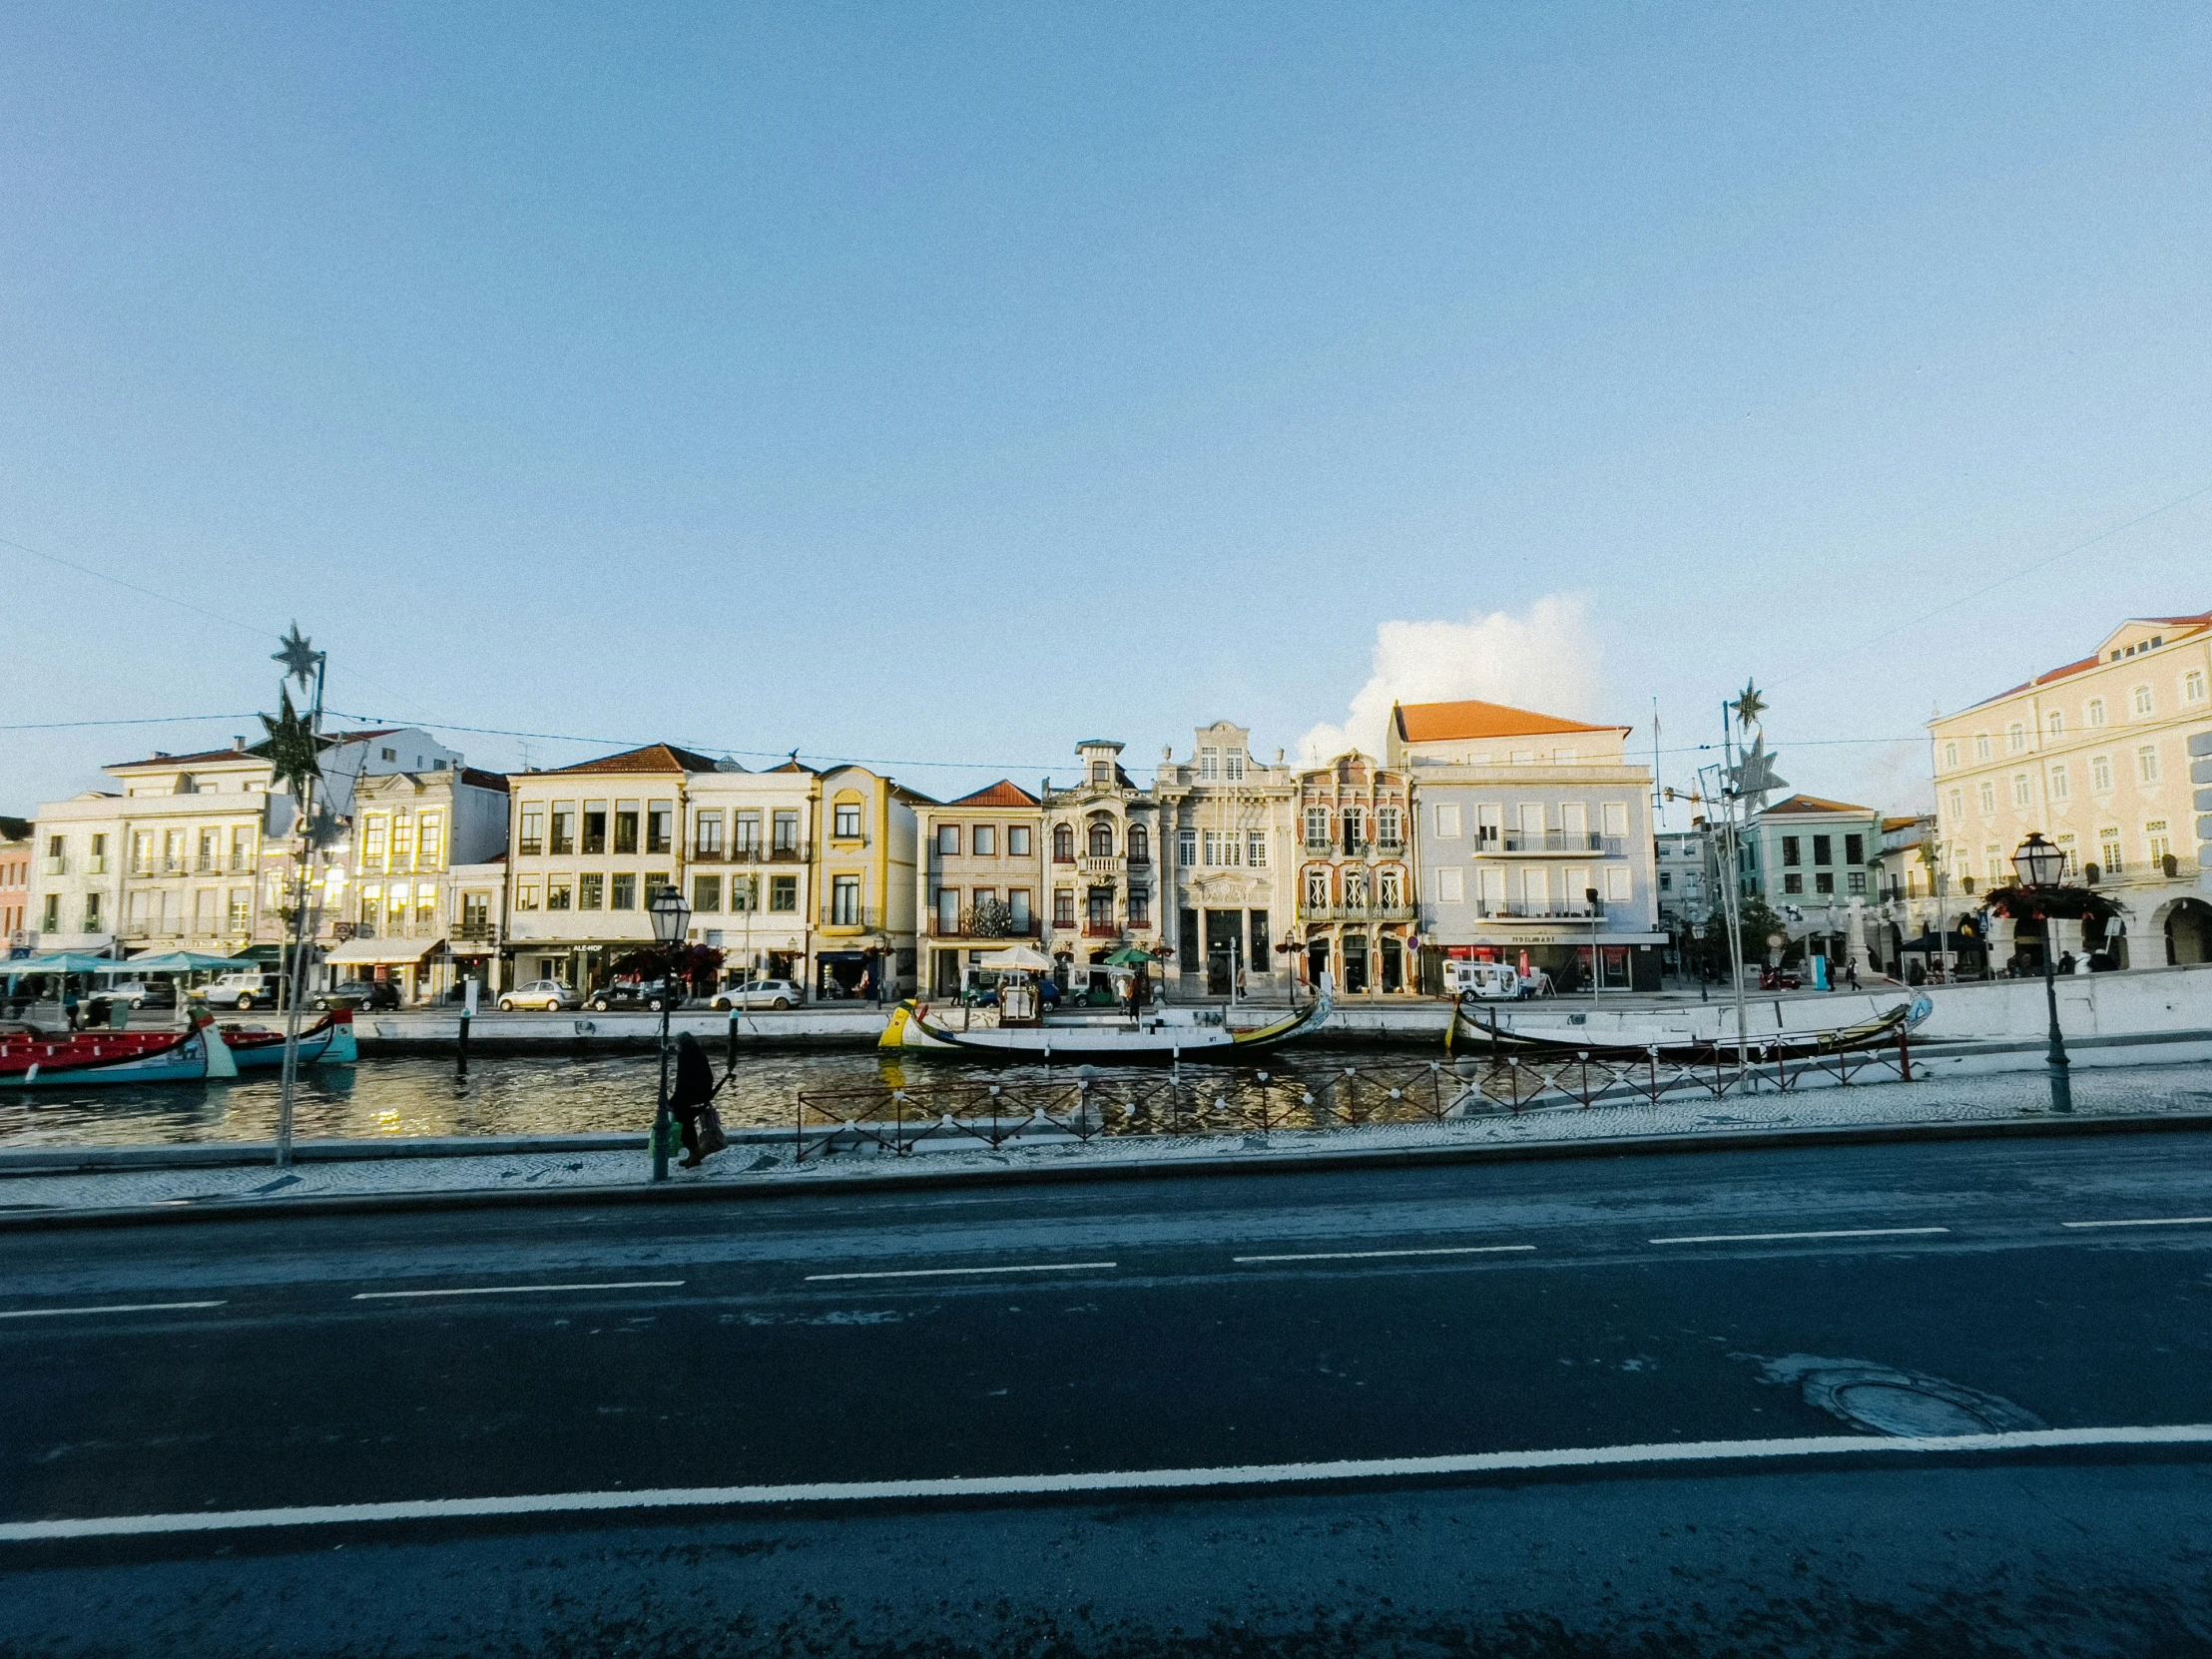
[
  {"xmin": 809, "ymin": 764, "xmax": 925, "ymax": 1001},
  {"xmin": 1929, "ymin": 610, "xmax": 2212, "ymax": 968}
]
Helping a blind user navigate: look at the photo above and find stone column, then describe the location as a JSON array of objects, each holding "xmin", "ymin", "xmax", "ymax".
[
  {"xmin": 1983, "ymin": 914, "xmax": 2015, "ymax": 975},
  {"xmin": 2047, "ymin": 915, "xmax": 2083, "ymax": 968}
]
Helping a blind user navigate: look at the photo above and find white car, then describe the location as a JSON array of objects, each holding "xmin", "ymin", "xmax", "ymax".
[
  {"xmin": 498, "ymin": 979, "xmax": 582, "ymax": 1012},
  {"xmin": 710, "ymin": 978, "xmax": 801, "ymax": 1011},
  {"xmin": 105, "ymin": 980, "xmax": 178, "ymax": 1010},
  {"xmin": 209, "ymin": 970, "xmax": 279, "ymax": 1010}
]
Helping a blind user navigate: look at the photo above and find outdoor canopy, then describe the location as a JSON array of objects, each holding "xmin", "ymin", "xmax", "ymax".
[
  {"xmin": 1102, "ymin": 946, "xmax": 1159, "ymax": 966},
  {"xmin": 124, "ymin": 951, "xmax": 249, "ymax": 972},
  {"xmin": 975, "ymin": 944, "xmax": 1055, "ymax": 972},
  {"xmin": 0, "ymin": 953, "xmax": 136, "ymax": 975},
  {"xmin": 322, "ymin": 937, "xmax": 442, "ymax": 966}
]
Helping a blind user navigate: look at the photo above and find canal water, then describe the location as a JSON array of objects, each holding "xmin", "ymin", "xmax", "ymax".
[{"xmin": 0, "ymin": 1042, "xmax": 1452, "ymax": 1149}]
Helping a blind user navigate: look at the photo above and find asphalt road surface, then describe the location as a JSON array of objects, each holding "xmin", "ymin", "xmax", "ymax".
[{"xmin": 4, "ymin": 1133, "xmax": 2212, "ymax": 1655}]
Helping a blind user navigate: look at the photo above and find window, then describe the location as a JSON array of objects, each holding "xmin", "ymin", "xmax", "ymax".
[
  {"xmin": 41, "ymin": 894, "xmax": 58, "ymax": 931},
  {"xmin": 228, "ymin": 889, "xmax": 251, "ymax": 931},
  {"xmin": 644, "ymin": 872, "xmax": 674, "ymax": 910},
  {"xmin": 579, "ymin": 872, "xmax": 604, "ymax": 909},
  {"xmin": 830, "ymin": 875, "xmax": 859, "ymax": 925},
  {"xmin": 1127, "ymin": 825, "xmax": 1148, "ymax": 864},
  {"xmin": 2054, "ymin": 832, "xmax": 2076, "ymax": 876},
  {"xmin": 611, "ymin": 873, "xmax": 637, "ymax": 910},
  {"xmin": 1847, "ymin": 870, "xmax": 1867, "ymax": 894},
  {"xmin": 1378, "ymin": 807, "xmax": 1401, "ymax": 845},
  {"xmin": 936, "ymin": 824, "xmax": 961, "ymax": 856},
  {"xmin": 2012, "ymin": 775, "xmax": 2031, "ymax": 809},
  {"xmin": 380, "ymin": 748, "xmax": 397, "ymax": 763},
  {"xmin": 729, "ymin": 874, "xmax": 757, "ymax": 912},
  {"xmin": 2147, "ymin": 821, "xmax": 2172, "ymax": 863},
  {"xmin": 1659, "ymin": 871, "xmax": 1672, "ymax": 891},
  {"xmin": 2137, "ymin": 746, "xmax": 2160, "ymax": 785},
  {"xmin": 1053, "ymin": 889, "xmax": 1075, "ymax": 926},
  {"xmin": 1220, "ymin": 830, "xmax": 1242, "ymax": 866},
  {"xmin": 2049, "ymin": 766, "xmax": 2069, "ymax": 802},
  {"xmin": 582, "ymin": 802, "xmax": 607, "ymax": 854},
  {"xmin": 1177, "ymin": 829, "xmax": 1196, "ymax": 867},
  {"xmin": 1086, "ymin": 886, "xmax": 1113, "ymax": 926},
  {"xmin": 1127, "ymin": 889, "xmax": 1149, "ymax": 926},
  {"xmin": 1602, "ymin": 802, "xmax": 1628, "ymax": 838},
  {"xmin": 1247, "ymin": 830, "xmax": 1267, "ymax": 867},
  {"xmin": 2187, "ymin": 670, "xmax": 2207, "ymax": 704},
  {"xmin": 1090, "ymin": 761, "xmax": 1113, "ymax": 787},
  {"xmin": 935, "ymin": 887, "xmax": 959, "ymax": 932},
  {"xmin": 1844, "ymin": 833, "xmax": 1864, "ymax": 865},
  {"xmin": 1008, "ymin": 890, "xmax": 1031, "ymax": 930},
  {"xmin": 1813, "ymin": 834, "xmax": 1832, "ymax": 865},
  {"xmin": 1343, "ymin": 867, "xmax": 1367, "ymax": 907},
  {"xmin": 549, "ymin": 804, "xmax": 575, "ymax": 855},
  {"xmin": 1202, "ymin": 830, "xmax": 1221, "ymax": 866},
  {"xmin": 2046, "ymin": 712, "xmax": 2063, "ymax": 736},
  {"xmin": 1973, "ymin": 734, "xmax": 1992, "ymax": 762},
  {"xmin": 1781, "ymin": 835, "xmax": 1801, "ymax": 866},
  {"xmin": 647, "ymin": 803, "xmax": 673, "ymax": 855},
  {"xmin": 2091, "ymin": 755, "xmax": 2113, "ymax": 792},
  {"xmin": 770, "ymin": 875, "xmax": 797, "ymax": 912},
  {"xmin": 773, "ymin": 811, "xmax": 800, "ymax": 852},
  {"xmin": 1007, "ymin": 825, "xmax": 1031, "ymax": 857},
  {"xmin": 692, "ymin": 874, "xmax": 721, "ymax": 913},
  {"xmin": 1199, "ymin": 747, "xmax": 1219, "ymax": 782},
  {"xmin": 1815, "ymin": 872, "xmax": 1835, "ymax": 894},
  {"xmin": 416, "ymin": 882, "xmax": 437, "ymax": 925},
  {"xmin": 2006, "ymin": 724, "xmax": 2026, "ymax": 754},
  {"xmin": 1978, "ymin": 782, "xmax": 1997, "ymax": 814},
  {"xmin": 734, "ymin": 811, "xmax": 763, "ymax": 853},
  {"xmin": 515, "ymin": 882, "xmax": 540, "ymax": 911},
  {"xmin": 391, "ymin": 813, "xmax": 415, "ymax": 869},
  {"xmin": 1784, "ymin": 872, "xmax": 1804, "ymax": 894},
  {"xmin": 2098, "ymin": 830, "xmax": 2122, "ymax": 875},
  {"xmin": 1088, "ymin": 820, "xmax": 1114, "ymax": 857},
  {"xmin": 364, "ymin": 817, "xmax": 388, "ymax": 867},
  {"xmin": 2087, "ymin": 698, "xmax": 2105, "ymax": 728},
  {"xmin": 695, "ymin": 811, "xmax": 723, "ymax": 856},
  {"xmin": 1605, "ymin": 865, "xmax": 1632, "ymax": 902},
  {"xmin": 1984, "ymin": 844, "xmax": 2003, "ymax": 881},
  {"xmin": 1431, "ymin": 804, "xmax": 1459, "ymax": 839},
  {"xmin": 972, "ymin": 825, "xmax": 996, "ymax": 857},
  {"xmin": 86, "ymin": 892, "xmax": 106, "ymax": 930},
  {"xmin": 613, "ymin": 801, "xmax": 640, "ymax": 854},
  {"xmin": 1431, "ymin": 867, "xmax": 1463, "ymax": 904},
  {"xmin": 1306, "ymin": 868, "xmax": 1330, "ymax": 907},
  {"xmin": 1053, "ymin": 824, "xmax": 1075, "ymax": 861},
  {"xmin": 546, "ymin": 878, "xmax": 573, "ymax": 911},
  {"xmin": 2133, "ymin": 685, "xmax": 2153, "ymax": 716},
  {"xmin": 832, "ymin": 800, "xmax": 862, "ymax": 838},
  {"xmin": 1307, "ymin": 807, "xmax": 1331, "ymax": 847},
  {"xmin": 1941, "ymin": 740, "xmax": 1959, "ymax": 771}
]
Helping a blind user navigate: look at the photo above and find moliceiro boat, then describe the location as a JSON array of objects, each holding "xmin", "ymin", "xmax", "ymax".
[
  {"xmin": 217, "ymin": 1007, "xmax": 358, "ymax": 1069},
  {"xmin": 0, "ymin": 1011, "xmax": 241, "ymax": 1088},
  {"xmin": 881, "ymin": 981, "xmax": 1335, "ymax": 1061},
  {"xmin": 1446, "ymin": 992, "xmax": 1936, "ymax": 1065}
]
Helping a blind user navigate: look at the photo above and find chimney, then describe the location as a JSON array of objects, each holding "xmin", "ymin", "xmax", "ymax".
[{"xmin": 232, "ymin": 736, "xmax": 247, "ymax": 752}]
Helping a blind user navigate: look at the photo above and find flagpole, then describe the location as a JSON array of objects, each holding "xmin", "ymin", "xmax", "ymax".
[{"xmin": 270, "ymin": 627, "xmax": 327, "ymax": 1170}]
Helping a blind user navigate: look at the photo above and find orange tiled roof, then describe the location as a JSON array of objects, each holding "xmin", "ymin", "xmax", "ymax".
[
  {"xmin": 1967, "ymin": 611, "xmax": 2211, "ymax": 708},
  {"xmin": 1763, "ymin": 794, "xmax": 1873, "ymax": 817},
  {"xmin": 1392, "ymin": 699, "xmax": 1626, "ymax": 744},
  {"xmin": 947, "ymin": 780, "xmax": 1040, "ymax": 809},
  {"xmin": 525, "ymin": 743, "xmax": 722, "ymax": 777}
]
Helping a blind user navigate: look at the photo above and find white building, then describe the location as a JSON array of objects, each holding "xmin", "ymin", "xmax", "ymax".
[
  {"xmin": 1156, "ymin": 723, "xmax": 1299, "ymax": 999},
  {"xmin": 1040, "ymin": 741, "xmax": 1165, "ymax": 982},
  {"xmin": 1386, "ymin": 699, "xmax": 1664, "ymax": 993}
]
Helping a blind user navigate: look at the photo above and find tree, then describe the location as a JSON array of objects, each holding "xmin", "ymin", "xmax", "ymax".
[
  {"xmin": 968, "ymin": 895, "xmax": 1012, "ymax": 939},
  {"xmin": 610, "ymin": 943, "xmax": 727, "ymax": 993}
]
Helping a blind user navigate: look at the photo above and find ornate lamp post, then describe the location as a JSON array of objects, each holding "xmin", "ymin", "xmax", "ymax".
[
  {"xmin": 647, "ymin": 883, "xmax": 692, "ymax": 1180},
  {"xmin": 2011, "ymin": 831, "xmax": 2071, "ymax": 1114}
]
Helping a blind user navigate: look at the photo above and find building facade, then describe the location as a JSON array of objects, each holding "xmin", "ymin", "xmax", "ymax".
[
  {"xmin": 1292, "ymin": 751, "xmax": 1417, "ymax": 995},
  {"xmin": 1734, "ymin": 793, "xmax": 1884, "ymax": 973},
  {"xmin": 915, "ymin": 781, "xmax": 1045, "ymax": 997},
  {"xmin": 1040, "ymin": 741, "xmax": 1164, "ymax": 984},
  {"xmin": 684, "ymin": 760, "xmax": 821, "ymax": 992},
  {"xmin": 1, "ymin": 820, "xmax": 29, "ymax": 952},
  {"xmin": 1388, "ymin": 699, "xmax": 1664, "ymax": 992},
  {"xmin": 809, "ymin": 765, "xmax": 923, "ymax": 1000},
  {"xmin": 1652, "ymin": 824, "xmax": 1716, "ymax": 962},
  {"xmin": 1930, "ymin": 611, "xmax": 2212, "ymax": 968},
  {"xmin": 1157, "ymin": 724, "xmax": 1299, "ymax": 999}
]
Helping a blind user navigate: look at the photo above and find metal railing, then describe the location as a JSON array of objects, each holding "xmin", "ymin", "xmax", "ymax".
[
  {"xmin": 1300, "ymin": 903, "xmax": 1415, "ymax": 923},
  {"xmin": 1079, "ymin": 854, "xmax": 1124, "ymax": 876},
  {"xmin": 818, "ymin": 905, "xmax": 883, "ymax": 930},
  {"xmin": 1498, "ymin": 832, "xmax": 1624, "ymax": 854},
  {"xmin": 1473, "ymin": 902, "xmax": 1602, "ymax": 920},
  {"xmin": 1082, "ymin": 919, "xmax": 1121, "ymax": 937}
]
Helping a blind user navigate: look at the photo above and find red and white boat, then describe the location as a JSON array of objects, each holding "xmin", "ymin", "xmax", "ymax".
[{"xmin": 0, "ymin": 1012, "xmax": 240, "ymax": 1089}]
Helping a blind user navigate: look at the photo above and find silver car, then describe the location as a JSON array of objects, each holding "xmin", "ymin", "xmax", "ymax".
[
  {"xmin": 497, "ymin": 979, "xmax": 582, "ymax": 1012},
  {"xmin": 710, "ymin": 978, "xmax": 801, "ymax": 1011}
]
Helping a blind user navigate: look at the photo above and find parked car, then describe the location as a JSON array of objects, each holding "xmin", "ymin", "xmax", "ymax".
[
  {"xmin": 586, "ymin": 980, "xmax": 675, "ymax": 1012},
  {"xmin": 314, "ymin": 979, "xmax": 401, "ymax": 1011},
  {"xmin": 209, "ymin": 970, "xmax": 280, "ymax": 1010},
  {"xmin": 497, "ymin": 979, "xmax": 582, "ymax": 1012},
  {"xmin": 710, "ymin": 978, "xmax": 802, "ymax": 1011},
  {"xmin": 1758, "ymin": 965, "xmax": 1805, "ymax": 992},
  {"xmin": 106, "ymin": 979, "xmax": 179, "ymax": 1010}
]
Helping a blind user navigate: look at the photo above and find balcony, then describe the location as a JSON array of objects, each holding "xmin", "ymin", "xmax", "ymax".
[
  {"xmin": 1471, "ymin": 902, "xmax": 1603, "ymax": 922},
  {"xmin": 1374, "ymin": 838, "xmax": 1405, "ymax": 855},
  {"xmin": 818, "ymin": 905, "xmax": 884, "ymax": 933},
  {"xmin": 517, "ymin": 839, "xmax": 543, "ymax": 857},
  {"xmin": 925, "ymin": 914, "xmax": 1042, "ymax": 940},
  {"xmin": 1079, "ymin": 854, "xmax": 1124, "ymax": 877},
  {"xmin": 1301, "ymin": 903, "xmax": 1416, "ymax": 924},
  {"xmin": 1492, "ymin": 832, "xmax": 1625, "ymax": 856},
  {"xmin": 1304, "ymin": 840, "xmax": 1332, "ymax": 854},
  {"xmin": 42, "ymin": 856, "xmax": 66, "ymax": 876},
  {"xmin": 452, "ymin": 921, "xmax": 498, "ymax": 943},
  {"xmin": 1082, "ymin": 919, "xmax": 1121, "ymax": 938},
  {"xmin": 1052, "ymin": 850, "xmax": 1077, "ymax": 865},
  {"xmin": 691, "ymin": 845, "xmax": 727, "ymax": 862}
]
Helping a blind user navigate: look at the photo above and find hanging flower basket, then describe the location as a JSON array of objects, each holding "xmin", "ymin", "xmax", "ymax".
[{"xmin": 1978, "ymin": 884, "xmax": 2123, "ymax": 925}]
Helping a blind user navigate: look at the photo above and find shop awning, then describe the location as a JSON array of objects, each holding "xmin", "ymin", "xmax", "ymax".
[{"xmin": 322, "ymin": 937, "xmax": 443, "ymax": 966}]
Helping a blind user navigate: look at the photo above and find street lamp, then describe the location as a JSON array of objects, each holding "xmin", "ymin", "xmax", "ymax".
[
  {"xmin": 2011, "ymin": 831, "xmax": 2071, "ymax": 1115},
  {"xmin": 648, "ymin": 883, "xmax": 692, "ymax": 1180}
]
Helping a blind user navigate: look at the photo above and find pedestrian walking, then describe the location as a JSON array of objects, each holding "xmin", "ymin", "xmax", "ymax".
[
  {"xmin": 668, "ymin": 1032, "xmax": 726, "ymax": 1169},
  {"xmin": 1844, "ymin": 957, "xmax": 1860, "ymax": 991}
]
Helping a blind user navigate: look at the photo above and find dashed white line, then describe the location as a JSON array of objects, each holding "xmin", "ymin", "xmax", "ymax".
[
  {"xmin": 10, "ymin": 1423, "xmax": 2210, "ymax": 1541},
  {"xmin": 0, "ymin": 1301, "xmax": 227, "ymax": 1320},
  {"xmin": 2061, "ymin": 1216, "xmax": 2212, "ymax": 1230},
  {"xmin": 350, "ymin": 1281, "xmax": 685, "ymax": 1301},
  {"xmin": 804, "ymin": 1262, "xmax": 1117, "ymax": 1283},
  {"xmin": 1648, "ymin": 1227, "xmax": 1951, "ymax": 1246},
  {"xmin": 1233, "ymin": 1246, "xmax": 1536, "ymax": 1264}
]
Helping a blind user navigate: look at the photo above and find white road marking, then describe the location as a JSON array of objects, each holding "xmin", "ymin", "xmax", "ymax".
[
  {"xmin": 350, "ymin": 1281, "xmax": 685, "ymax": 1301},
  {"xmin": 0, "ymin": 1301, "xmax": 227, "ymax": 1321},
  {"xmin": 804, "ymin": 1262, "xmax": 1118, "ymax": 1283},
  {"xmin": 1233, "ymin": 1246, "xmax": 1535, "ymax": 1264},
  {"xmin": 1648, "ymin": 1227, "xmax": 1951, "ymax": 1245},
  {"xmin": 8, "ymin": 1423, "xmax": 2209, "ymax": 1541},
  {"xmin": 2061, "ymin": 1217, "xmax": 2212, "ymax": 1230}
]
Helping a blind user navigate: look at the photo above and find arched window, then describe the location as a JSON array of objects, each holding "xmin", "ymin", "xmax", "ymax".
[
  {"xmin": 1088, "ymin": 818, "xmax": 1115, "ymax": 857},
  {"xmin": 2006, "ymin": 723, "xmax": 2026, "ymax": 754},
  {"xmin": 1127, "ymin": 824, "xmax": 1149, "ymax": 864},
  {"xmin": 1052, "ymin": 824, "xmax": 1074, "ymax": 861},
  {"xmin": 2087, "ymin": 698, "xmax": 2106, "ymax": 728}
]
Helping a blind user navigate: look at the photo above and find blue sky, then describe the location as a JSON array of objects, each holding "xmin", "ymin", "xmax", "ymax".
[{"xmin": 4, "ymin": 3, "xmax": 2208, "ymax": 820}]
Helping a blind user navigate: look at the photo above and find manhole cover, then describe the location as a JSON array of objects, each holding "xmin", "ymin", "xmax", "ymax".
[{"xmin": 1758, "ymin": 1354, "xmax": 2043, "ymax": 1437}]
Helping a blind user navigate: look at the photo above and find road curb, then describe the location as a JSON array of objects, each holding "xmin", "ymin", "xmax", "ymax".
[{"xmin": 3, "ymin": 1108, "xmax": 2210, "ymax": 1232}]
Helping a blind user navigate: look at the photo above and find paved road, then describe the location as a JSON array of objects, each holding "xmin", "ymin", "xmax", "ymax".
[{"xmin": 5, "ymin": 1134, "xmax": 2212, "ymax": 1654}]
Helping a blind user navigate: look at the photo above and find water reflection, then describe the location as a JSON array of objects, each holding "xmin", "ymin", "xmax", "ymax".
[{"xmin": 0, "ymin": 1044, "xmax": 1448, "ymax": 1148}]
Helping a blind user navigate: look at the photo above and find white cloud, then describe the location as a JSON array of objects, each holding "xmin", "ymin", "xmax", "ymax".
[{"xmin": 1299, "ymin": 595, "xmax": 1603, "ymax": 765}]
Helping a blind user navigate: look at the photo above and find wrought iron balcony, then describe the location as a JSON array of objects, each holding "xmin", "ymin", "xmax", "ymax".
[
  {"xmin": 1492, "ymin": 832, "xmax": 1625, "ymax": 855},
  {"xmin": 925, "ymin": 914, "xmax": 1042, "ymax": 939}
]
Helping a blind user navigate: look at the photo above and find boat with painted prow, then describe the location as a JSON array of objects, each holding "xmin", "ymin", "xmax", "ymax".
[
  {"xmin": 881, "ymin": 977, "xmax": 1334, "ymax": 1060},
  {"xmin": 1446, "ymin": 992, "xmax": 1936, "ymax": 1064},
  {"xmin": 0, "ymin": 1011, "xmax": 241, "ymax": 1088},
  {"xmin": 218, "ymin": 1007, "xmax": 358, "ymax": 1068}
]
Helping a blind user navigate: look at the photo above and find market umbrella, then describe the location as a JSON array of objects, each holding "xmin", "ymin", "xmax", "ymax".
[
  {"xmin": 1, "ymin": 953, "xmax": 135, "ymax": 976},
  {"xmin": 124, "ymin": 951, "xmax": 247, "ymax": 972},
  {"xmin": 977, "ymin": 944, "xmax": 1055, "ymax": 972},
  {"xmin": 1102, "ymin": 946, "xmax": 1158, "ymax": 966}
]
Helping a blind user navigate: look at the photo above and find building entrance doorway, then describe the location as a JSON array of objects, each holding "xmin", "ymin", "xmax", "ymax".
[
  {"xmin": 1205, "ymin": 910, "xmax": 1242, "ymax": 996},
  {"xmin": 1342, "ymin": 933, "xmax": 1370, "ymax": 994},
  {"xmin": 1380, "ymin": 934, "xmax": 1403, "ymax": 992}
]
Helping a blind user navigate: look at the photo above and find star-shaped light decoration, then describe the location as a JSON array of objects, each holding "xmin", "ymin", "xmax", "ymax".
[
  {"xmin": 259, "ymin": 690, "xmax": 323, "ymax": 800},
  {"xmin": 1732, "ymin": 679, "xmax": 1767, "ymax": 731},
  {"xmin": 303, "ymin": 803, "xmax": 344, "ymax": 850},
  {"xmin": 272, "ymin": 622, "xmax": 322, "ymax": 691}
]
